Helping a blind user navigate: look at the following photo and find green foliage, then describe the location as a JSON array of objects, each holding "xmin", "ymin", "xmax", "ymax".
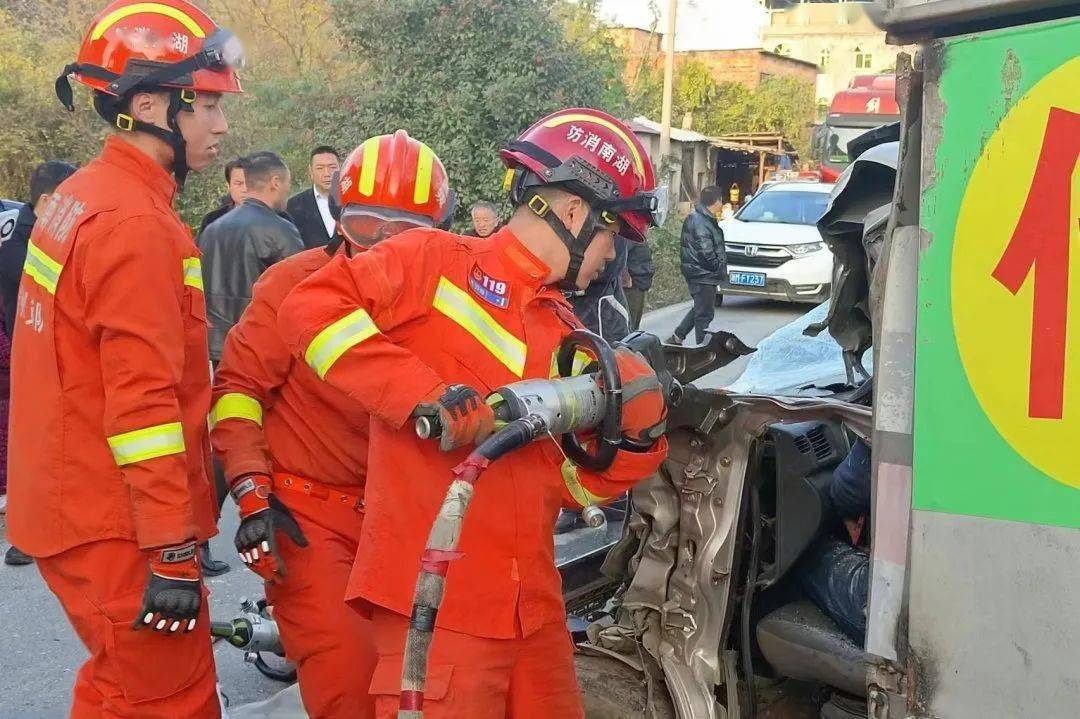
[
  {"xmin": 644, "ymin": 210, "xmax": 690, "ymax": 311},
  {"xmin": 0, "ymin": 0, "xmax": 812, "ymax": 239},
  {"xmin": 0, "ymin": 0, "xmax": 628, "ymax": 227},
  {"xmin": 733, "ymin": 76, "xmax": 816, "ymax": 159},
  {"xmin": 629, "ymin": 63, "xmax": 816, "ymax": 160},
  {"xmin": 0, "ymin": 9, "xmax": 103, "ymax": 201},
  {"xmin": 328, "ymin": 0, "xmax": 628, "ymax": 224}
]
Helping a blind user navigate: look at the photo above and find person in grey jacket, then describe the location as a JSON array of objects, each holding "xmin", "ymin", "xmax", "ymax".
[
  {"xmin": 199, "ymin": 151, "xmax": 303, "ymax": 362},
  {"xmin": 668, "ymin": 185, "xmax": 726, "ymax": 345}
]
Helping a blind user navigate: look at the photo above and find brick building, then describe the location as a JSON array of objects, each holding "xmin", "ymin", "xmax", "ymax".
[
  {"xmin": 675, "ymin": 48, "xmax": 818, "ymax": 88},
  {"xmin": 608, "ymin": 27, "xmax": 818, "ymax": 90}
]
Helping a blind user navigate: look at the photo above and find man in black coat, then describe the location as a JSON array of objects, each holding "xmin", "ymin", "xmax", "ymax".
[
  {"xmin": 199, "ymin": 151, "xmax": 304, "ymax": 362},
  {"xmin": 285, "ymin": 145, "xmax": 341, "ymax": 248},
  {"xmin": 196, "ymin": 156, "xmax": 247, "ymax": 237},
  {"xmin": 668, "ymin": 185, "xmax": 727, "ymax": 346}
]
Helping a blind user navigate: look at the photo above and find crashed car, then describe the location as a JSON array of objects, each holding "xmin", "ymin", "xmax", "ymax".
[{"xmin": 570, "ymin": 129, "xmax": 899, "ymax": 719}]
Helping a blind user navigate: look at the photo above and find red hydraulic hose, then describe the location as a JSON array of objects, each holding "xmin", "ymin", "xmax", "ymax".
[{"xmin": 397, "ymin": 416, "xmax": 541, "ymax": 718}]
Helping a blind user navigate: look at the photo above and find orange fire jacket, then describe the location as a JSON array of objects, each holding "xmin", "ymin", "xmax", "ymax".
[
  {"xmin": 210, "ymin": 246, "xmax": 368, "ymax": 489},
  {"xmin": 277, "ymin": 227, "xmax": 667, "ymax": 639},
  {"xmin": 8, "ymin": 136, "xmax": 216, "ymax": 556}
]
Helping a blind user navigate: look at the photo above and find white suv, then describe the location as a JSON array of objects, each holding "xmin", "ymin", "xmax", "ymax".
[{"xmin": 719, "ymin": 182, "xmax": 834, "ymax": 303}]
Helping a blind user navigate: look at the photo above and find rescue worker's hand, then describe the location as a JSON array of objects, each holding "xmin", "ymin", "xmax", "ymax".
[
  {"xmin": 231, "ymin": 474, "xmax": 309, "ymax": 585},
  {"xmin": 614, "ymin": 348, "xmax": 668, "ymax": 450},
  {"xmin": 134, "ymin": 541, "xmax": 202, "ymax": 633},
  {"xmin": 416, "ymin": 384, "xmax": 496, "ymax": 452}
]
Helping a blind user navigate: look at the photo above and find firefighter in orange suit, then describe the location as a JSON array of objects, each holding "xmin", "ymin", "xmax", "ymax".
[
  {"xmin": 210, "ymin": 131, "xmax": 454, "ymax": 719},
  {"xmin": 277, "ymin": 108, "xmax": 670, "ymax": 718},
  {"xmin": 6, "ymin": 2, "xmax": 243, "ymax": 717}
]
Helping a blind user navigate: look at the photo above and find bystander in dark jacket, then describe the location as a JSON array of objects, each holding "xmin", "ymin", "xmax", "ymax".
[
  {"xmin": 286, "ymin": 145, "xmax": 341, "ymax": 248},
  {"xmin": 199, "ymin": 152, "xmax": 303, "ymax": 361},
  {"xmin": 679, "ymin": 199, "xmax": 727, "ymax": 285},
  {"xmin": 670, "ymin": 186, "xmax": 727, "ymax": 345},
  {"xmin": 196, "ymin": 157, "xmax": 247, "ymax": 237}
]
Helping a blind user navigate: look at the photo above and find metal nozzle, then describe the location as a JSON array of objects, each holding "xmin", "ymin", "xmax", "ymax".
[
  {"xmin": 581, "ymin": 505, "xmax": 606, "ymax": 528},
  {"xmin": 415, "ymin": 415, "xmax": 436, "ymax": 439}
]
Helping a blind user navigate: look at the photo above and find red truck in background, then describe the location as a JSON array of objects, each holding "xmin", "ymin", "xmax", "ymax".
[{"xmin": 814, "ymin": 74, "xmax": 900, "ymax": 182}]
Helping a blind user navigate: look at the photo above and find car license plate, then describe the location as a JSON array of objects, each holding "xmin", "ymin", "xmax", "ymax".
[{"xmin": 729, "ymin": 271, "xmax": 766, "ymax": 287}]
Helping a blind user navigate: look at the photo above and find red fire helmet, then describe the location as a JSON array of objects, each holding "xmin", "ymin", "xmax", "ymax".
[
  {"xmin": 336, "ymin": 131, "xmax": 453, "ymax": 249},
  {"xmin": 64, "ymin": 0, "xmax": 244, "ymax": 100},
  {"xmin": 500, "ymin": 108, "xmax": 666, "ymax": 243}
]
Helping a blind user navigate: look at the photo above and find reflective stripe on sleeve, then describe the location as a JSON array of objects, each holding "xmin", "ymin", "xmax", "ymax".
[
  {"xmin": 549, "ymin": 349, "xmax": 594, "ymax": 378},
  {"xmin": 107, "ymin": 422, "xmax": 186, "ymax": 466},
  {"xmin": 209, "ymin": 393, "xmax": 263, "ymax": 429},
  {"xmin": 432, "ymin": 277, "xmax": 526, "ymax": 376},
  {"xmin": 182, "ymin": 257, "xmax": 204, "ymax": 291},
  {"xmin": 24, "ymin": 240, "xmax": 63, "ymax": 295},
  {"xmin": 304, "ymin": 308, "xmax": 380, "ymax": 379},
  {"xmin": 561, "ymin": 458, "xmax": 608, "ymax": 508}
]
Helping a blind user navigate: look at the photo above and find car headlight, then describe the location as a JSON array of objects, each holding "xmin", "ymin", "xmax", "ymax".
[{"xmin": 788, "ymin": 242, "xmax": 825, "ymax": 256}]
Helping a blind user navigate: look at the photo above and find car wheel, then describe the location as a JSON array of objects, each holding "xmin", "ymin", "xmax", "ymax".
[{"xmin": 577, "ymin": 653, "xmax": 676, "ymax": 719}]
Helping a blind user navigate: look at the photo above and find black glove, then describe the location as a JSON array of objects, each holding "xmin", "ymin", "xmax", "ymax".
[
  {"xmin": 134, "ymin": 542, "xmax": 202, "ymax": 633},
  {"xmin": 234, "ymin": 493, "xmax": 309, "ymax": 585},
  {"xmin": 415, "ymin": 384, "xmax": 496, "ymax": 452}
]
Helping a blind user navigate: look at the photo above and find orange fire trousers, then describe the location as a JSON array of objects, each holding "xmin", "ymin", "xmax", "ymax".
[
  {"xmin": 35, "ymin": 538, "xmax": 219, "ymax": 719},
  {"xmin": 366, "ymin": 606, "xmax": 584, "ymax": 718},
  {"xmin": 267, "ymin": 476, "xmax": 376, "ymax": 718}
]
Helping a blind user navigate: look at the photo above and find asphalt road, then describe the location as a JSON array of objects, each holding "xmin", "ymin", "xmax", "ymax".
[
  {"xmin": 0, "ymin": 507, "xmax": 282, "ymax": 719},
  {"xmin": 0, "ymin": 295, "xmax": 805, "ymax": 718}
]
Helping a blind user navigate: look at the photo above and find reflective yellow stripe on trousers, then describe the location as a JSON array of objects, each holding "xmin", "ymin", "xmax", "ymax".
[
  {"xmin": 107, "ymin": 422, "xmax": 186, "ymax": 466},
  {"xmin": 432, "ymin": 277, "xmax": 526, "ymax": 377},
  {"xmin": 304, "ymin": 308, "xmax": 380, "ymax": 379},
  {"xmin": 209, "ymin": 393, "xmax": 263, "ymax": 429},
  {"xmin": 24, "ymin": 239, "xmax": 63, "ymax": 295}
]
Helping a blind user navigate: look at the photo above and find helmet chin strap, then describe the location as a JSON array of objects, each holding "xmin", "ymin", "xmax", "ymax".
[
  {"xmin": 522, "ymin": 189, "xmax": 602, "ymax": 292},
  {"xmin": 164, "ymin": 91, "xmax": 192, "ymax": 188},
  {"xmin": 92, "ymin": 90, "xmax": 193, "ymax": 188}
]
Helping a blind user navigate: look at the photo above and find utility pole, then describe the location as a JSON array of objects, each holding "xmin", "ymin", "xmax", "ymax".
[{"xmin": 659, "ymin": 0, "xmax": 677, "ymax": 160}]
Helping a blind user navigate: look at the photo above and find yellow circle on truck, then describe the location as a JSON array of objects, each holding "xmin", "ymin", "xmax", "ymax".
[{"xmin": 952, "ymin": 57, "xmax": 1080, "ymax": 488}]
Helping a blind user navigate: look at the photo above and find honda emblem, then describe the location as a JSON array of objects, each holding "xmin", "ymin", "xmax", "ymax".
[{"xmin": 744, "ymin": 245, "xmax": 759, "ymax": 257}]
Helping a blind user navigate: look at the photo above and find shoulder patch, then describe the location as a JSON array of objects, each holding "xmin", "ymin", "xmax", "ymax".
[{"xmin": 468, "ymin": 264, "xmax": 510, "ymax": 309}]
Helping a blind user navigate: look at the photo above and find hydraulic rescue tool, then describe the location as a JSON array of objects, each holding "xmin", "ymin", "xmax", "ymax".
[
  {"xmin": 211, "ymin": 598, "xmax": 296, "ymax": 683},
  {"xmin": 398, "ymin": 329, "xmax": 753, "ymax": 718},
  {"xmin": 207, "ymin": 331, "xmax": 753, "ymax": 702}
]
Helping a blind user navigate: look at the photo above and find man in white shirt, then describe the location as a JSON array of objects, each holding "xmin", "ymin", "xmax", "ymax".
[{"xmin": 286, "ymin": 145, "xmax": 341, "ymax": 248}]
